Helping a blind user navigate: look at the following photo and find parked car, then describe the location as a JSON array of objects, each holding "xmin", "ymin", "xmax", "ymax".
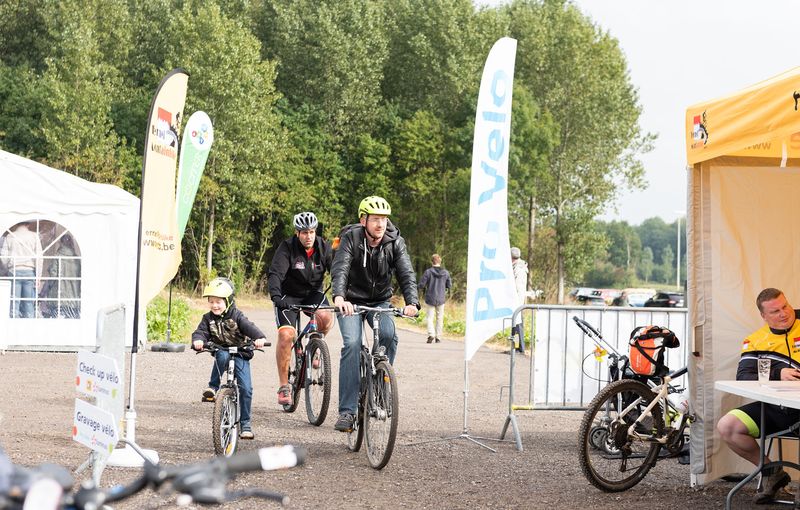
[
  {"xmin": 644, "ymin": 292, "xmax": 685, "ymax": 308},
  {"xmin": 624, "ymin": 288, "xmax": 656, "ymax": 307},
  {"xmin": 577, "ymin": 289, "xmax": 606, "ymax": 306}
]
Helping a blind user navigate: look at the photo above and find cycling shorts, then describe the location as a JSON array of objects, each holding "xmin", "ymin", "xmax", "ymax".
[
  {"xmin": 728, "ymin": 401, "xmax": 800, "ymax": 438},
  {"xmin": 274, "ymin": 291, "xmax": 330, "ymax": 329}
]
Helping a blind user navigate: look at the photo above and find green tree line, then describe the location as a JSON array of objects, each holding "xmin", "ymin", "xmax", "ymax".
[
  {"xmin": 582, "ymin": 217, "xmax": 687, "ymax": 291},
  {"xmin": 0, "ymin": 0, "xmax": 652, "ymax": 303}
]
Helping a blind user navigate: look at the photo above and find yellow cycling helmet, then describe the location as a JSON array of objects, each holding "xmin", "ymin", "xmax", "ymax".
[
  {"xmin": 358, "ymin": 196, "xmax": 391, "ymax": 217},
  {"xmin": 202, "ymin": 277, "xmax": 235, "ymax": 311}
]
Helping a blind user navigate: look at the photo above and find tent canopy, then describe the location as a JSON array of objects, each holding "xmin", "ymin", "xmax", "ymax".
[
  {"xmin": 686, "ymin": 67, "xmax": 800, "ymax": 484},
  {"xmin": 0, "ymin": 149, "xmax": 140, "ymax": 350}
]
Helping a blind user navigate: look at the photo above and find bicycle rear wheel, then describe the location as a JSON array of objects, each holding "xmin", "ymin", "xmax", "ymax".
[
  {"xmin": 283, "ymin": 345, "xmax": 302, "ymax": 413},
  {"xmin": 364, "ymin": 360, "xmax": 398, "ymax": 469},
  {"xmin": 347, "ymin": 386, "xmax": 365, "ymax": 452},
  {"xmin": 212, "ymin": 387, "xmax": 239, "ymax": 457},
  {"xmin": 578, "ymin": 379, "xmax": 663, "ymax": 492},
  {"xmin": 304, "ymin": 335, "xmax": 331, "ymax": 426}
]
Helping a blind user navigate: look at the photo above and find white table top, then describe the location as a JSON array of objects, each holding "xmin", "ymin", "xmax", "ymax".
[{"xmin": 715, "ymin": 380, "xmax": 800, "ymax": 409}]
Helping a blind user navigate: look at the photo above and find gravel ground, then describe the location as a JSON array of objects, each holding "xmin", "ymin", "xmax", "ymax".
[{"xmin": 0, "ymin": 306, "xmax": 784, "ymax": 509}]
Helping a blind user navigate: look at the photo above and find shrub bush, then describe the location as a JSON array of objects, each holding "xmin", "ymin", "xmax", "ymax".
[{"xmin": 146, "ymin": 294, "xmax": 194, "ymax": 342}]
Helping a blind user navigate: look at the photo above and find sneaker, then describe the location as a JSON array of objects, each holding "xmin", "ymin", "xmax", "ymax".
[
  {"xmin": 427, "ymin": 336, "xmax": 434, "ymax": 344},
  {"xmin": 435, "ymin": 337, "xmax": 441, "ymax": 343},
  {"xmin": 201, "ymin": 387, "xmax": 216, "ymax": 402},
  {"xmin": 240, "ymin": 429, "xmax": 254, "ymax": 440},
  {"xmin": 334, "ymin": 413, "xmax": 355, "ymax": 432},
  {"xmin": 277, "ymin": 384, "xmax": 292, "ymax": 406},
  {"xmin": 754, "ymin": 468, "xmax": 791, "ymax": 504}
]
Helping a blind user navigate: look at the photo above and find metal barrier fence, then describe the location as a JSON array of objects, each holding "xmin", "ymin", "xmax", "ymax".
[
  {"xmin": 500, "ymin": 303, "xmax": 689, "ymax": 451},
  {"xmin": 516, "ymin": 304, "xmax": 689, "ymax": 409}
]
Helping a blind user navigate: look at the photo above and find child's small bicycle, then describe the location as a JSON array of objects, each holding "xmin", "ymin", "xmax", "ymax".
[{"xmin": 199, "ymin": 340, "xmax": 266, "ymax": 457}]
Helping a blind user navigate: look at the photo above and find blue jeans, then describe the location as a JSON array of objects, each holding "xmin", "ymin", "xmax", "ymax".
[
  {"xmin": 338, "ymin": 302, "xmax": 397, "ymax": 414},
  {"xmin": 12, "ymin": 269, "xmax": 35, "ymax": 318},
  {"xmin": 208, "ymin": 351, "xmax": 253, "ymax": 429}
]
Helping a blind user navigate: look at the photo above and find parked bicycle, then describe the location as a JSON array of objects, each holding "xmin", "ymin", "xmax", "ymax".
[
  {"xmin": 345, "ymin": 305, "xmax": 407, "ymax": 470},
  {"xmin": 281, "ymin": 304, "xmax": 334, "ymax": 426},
  {"xmin": 2, "ymin": 440, "xmax": 305, "ymax": 509},
  {"xmin": 199, "ymin": 340, "xmax": 266, "ymax": 456},
  {"xmin": 573, "ymin": 317, "xmax": 692, "ymax": 492}
]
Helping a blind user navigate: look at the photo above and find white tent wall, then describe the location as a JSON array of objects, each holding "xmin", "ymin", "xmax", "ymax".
[
  {"xmin": 690, "ymin": 159, "xmax": 800, "ymax": 484},
  {"xmin": 0, "ymin": 150, "xmax": 141, "ymax": 350}
]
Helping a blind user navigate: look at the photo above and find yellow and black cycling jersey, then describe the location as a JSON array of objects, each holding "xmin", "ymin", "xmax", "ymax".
[{"xmin": 738, "ymin": 318, "xmax": 800, "ymax": 380}]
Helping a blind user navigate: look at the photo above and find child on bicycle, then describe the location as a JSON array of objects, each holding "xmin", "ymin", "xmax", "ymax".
[{"xmin": 191, "ymin": 277, "xmax": 267, "ymax": 440}]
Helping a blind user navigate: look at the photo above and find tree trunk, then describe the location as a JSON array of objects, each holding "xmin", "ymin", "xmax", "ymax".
[
  {"xmin": 206, "ymin": 200, "xmax": 215, "ymax": 274},
  {"xmin": 526, "ymin": 195, "xmax": 536, "ymax": 292}
]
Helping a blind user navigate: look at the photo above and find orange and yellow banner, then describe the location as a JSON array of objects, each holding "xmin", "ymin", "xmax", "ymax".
[{"xmin": 138, "ymin": 69, "xmax": 189, "ymax": 304}]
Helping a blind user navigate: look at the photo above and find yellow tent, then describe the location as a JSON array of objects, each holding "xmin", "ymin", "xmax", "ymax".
[{"xmin": 686, "ymin": 66, "xmax": 800, "ymax": 484}]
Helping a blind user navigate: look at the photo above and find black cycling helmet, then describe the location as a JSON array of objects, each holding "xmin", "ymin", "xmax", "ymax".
[{"xmin": 293, "ymin": 212, "xmax": 318, "ymax": 231}]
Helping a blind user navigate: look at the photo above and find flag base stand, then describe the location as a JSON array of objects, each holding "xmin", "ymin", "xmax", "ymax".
[
  {"xmin": 405, "ymin": 359, "xmax": 513, "ymax": 453},
  {"xmin": 107, "ymin": 409, "xmax": 159, "ymax": 467}
]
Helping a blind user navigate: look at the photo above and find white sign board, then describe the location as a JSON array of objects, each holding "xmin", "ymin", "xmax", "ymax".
[
  {"xmin": 75, "ymin": 350, "xmax": 122, "ymax": 401},
  {"xmin": 72, "ymin": 398, "xmax": 119, "ymax": 456}
]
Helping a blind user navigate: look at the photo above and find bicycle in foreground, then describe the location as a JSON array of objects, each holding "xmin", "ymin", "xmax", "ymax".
[
  {"xmin": 345, "ymin": 305, "xmax": 409, "ymax": 470},
  {"xmin": 199, "ymin": 340, "xmax": 266, "ymax": 456},
  {"xmin": 573, "ymin": 317, "xmax": 693, "ymax": 491},
  {"xmin": 1, "ymin": 440, "xmax": 305, "ymax": 509},
  {"xmin": 281, "ymin": 304, "xmax": 334, "ymax": 426}
]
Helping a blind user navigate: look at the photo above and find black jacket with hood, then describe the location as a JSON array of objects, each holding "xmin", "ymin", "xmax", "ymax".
[
  {"xmin": 331, "ymin": 220, "xmax": 419, "ymax": 307},
  {"xmin": 419, "ymin": 266, "xmax": 452, "ymax": 306},
  {"xmin": 191, "ymin": 305, "xmax": 265, "ymax": 359},
  {"xmin": 268, "ymin": 235, "xmax": 332, "ymax": 300}
]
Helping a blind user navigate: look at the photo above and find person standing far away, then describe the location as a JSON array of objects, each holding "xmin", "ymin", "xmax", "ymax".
[
  {"xmin": 0, "ymin": 222, "xmax": 43, "ymax": 318},
  {"xmin": 268, "ymin": 211, "xmax": 334, "ymax": 407},
  {"xmin": 510, "ymin": 246, "xmax": 529, "ymax": 353},
  {"xmin": 330, "ymin": 195, "xmax": 420, "ymax": 433},
  {"xmin": 418, "ymin": 253, "xmax": 452, "ymax": 344}
]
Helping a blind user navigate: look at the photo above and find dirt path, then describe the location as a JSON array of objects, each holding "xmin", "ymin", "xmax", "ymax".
[{"xmin": 0, "ymin": 306, "xmax": 772, "ymax": 508}]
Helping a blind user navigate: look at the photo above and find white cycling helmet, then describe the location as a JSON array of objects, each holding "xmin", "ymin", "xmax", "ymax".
[{"xmin": 293, "ymin": 212, "xmax": 318, "ymax": 231}]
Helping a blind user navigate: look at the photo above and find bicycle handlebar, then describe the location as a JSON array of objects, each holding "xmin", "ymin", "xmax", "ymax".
[
  {"xmin": 16, "ymin": 444, "xmax": 306, "ymax": 509},
  {"xmin": 198, "ymin": 340, "xmax": 270, "ymax": 354},
  {"xmin": 352, "ymin": 305, "xmax": 411, "ymax": 318},
  {"xmin": 572, "ymin": 316, "xmax": 602, "ymax": 338}
]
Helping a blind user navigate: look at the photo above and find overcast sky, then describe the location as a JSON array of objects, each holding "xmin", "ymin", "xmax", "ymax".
[{"xmin": 478, "ymin": 0, "xmax": 800, "ymax": 224}]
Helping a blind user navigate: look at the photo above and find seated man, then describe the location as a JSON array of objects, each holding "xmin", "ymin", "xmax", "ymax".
[{"xmin": 717, "ymin": 287, "xmax": 800, "ymax": 504}]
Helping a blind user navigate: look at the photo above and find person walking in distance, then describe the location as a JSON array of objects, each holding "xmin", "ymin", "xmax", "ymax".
[
  {"xmin": 511, "ymin": 246, "xmax": 528, "ymax": 353},
  {"xmin": 418, "ymin": 254, "xmax": 451, "ymax": 344}
]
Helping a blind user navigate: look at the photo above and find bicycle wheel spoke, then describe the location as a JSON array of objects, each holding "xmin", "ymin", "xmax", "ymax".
[
  {"xmin": 213, "ymin": 388, "xmax": 239, "ymax": 457},
  {"xmin": 305, "ymin": 337, "xmax": 331, "ymax": 426}
]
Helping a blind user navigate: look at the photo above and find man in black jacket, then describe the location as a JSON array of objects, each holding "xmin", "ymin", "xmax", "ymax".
[
  {"xmin": 268, "ymin": 212, "xmax": 333, "ymax": 406},
  {"xmin": 331, "ymin": 196, "xmax": 419, "ymax": 432}
]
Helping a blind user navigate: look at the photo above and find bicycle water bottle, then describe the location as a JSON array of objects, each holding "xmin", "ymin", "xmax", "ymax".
[{"xmin": 667, "ymin": 389, "xmax": 689, "ymax": 414}]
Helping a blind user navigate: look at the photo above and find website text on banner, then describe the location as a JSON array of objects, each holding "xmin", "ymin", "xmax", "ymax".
[
  {"xmin": 464, "ymin": 37, "xmax": 518, "ymax": 361},
  {"xmin": 176, "ymin": 111, "xmax": 214, "ymax": 240},
  {"xmin": 137, "ymin": 69, "xmax": 189, "ymax": 307}
]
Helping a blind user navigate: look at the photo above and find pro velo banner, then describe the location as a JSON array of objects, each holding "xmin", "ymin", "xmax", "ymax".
[
  {"xmin": 176, "ymin": 111, "xmax": 213, "ymax": 239},
  {"xmin": 137, "ymin": 69, "xmax": 189, "ymax": 306},
  {"xmin": 464, "ymin": 37, "xmax": 518, "ymax": 361}
]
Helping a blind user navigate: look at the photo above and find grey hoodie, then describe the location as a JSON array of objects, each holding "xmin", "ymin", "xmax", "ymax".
[{"xmin": 419, "ymin": 266, "xmax": 452, "ymax": 306}]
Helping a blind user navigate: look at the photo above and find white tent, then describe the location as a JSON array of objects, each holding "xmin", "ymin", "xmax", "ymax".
[
  {"xmin": 686, "ymin": 67, "xmax": 800, "ymax": 484},
  {"xmin": 0, "ymin": 149, "xmax": 140, "ymax": 350}
]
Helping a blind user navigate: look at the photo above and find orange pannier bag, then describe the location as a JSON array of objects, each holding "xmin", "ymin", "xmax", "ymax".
[{"xmin": 628, "ymin": 326, "xmax": 680, "ymax": 377}]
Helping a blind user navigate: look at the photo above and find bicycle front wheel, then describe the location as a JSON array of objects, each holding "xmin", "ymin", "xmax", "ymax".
[
  {"xmin": 283, "ymin": 346, "xmax": 301, "ymax": 413},
  {"xmin": 305, "ymin": 335, "xmax": 332, "ymax": 426},
  {"xmin": 578, "ymin": 379, "xmax": 663, "ymax": 492},
  {"xmin": 364, "ymin": 360, "xmax": 399, "ymax": 469},
  {"xmin": 212, "ymin": 387, "xmax": 239, "ymax": 457}
]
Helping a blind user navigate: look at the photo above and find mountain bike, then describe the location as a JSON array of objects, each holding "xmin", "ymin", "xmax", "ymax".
[
  {"xmin": 574, "ymin": 316, "xmax": 692, "ymax": 491},
  {"xmin": 200, "ymin": 340, "xmax": 265, "ymax": 457},
  {"xmin": 2, "ymin": 440, "xmax": 305, "ymax": 509},
  {"xmin": 345, "ymin": 305, "xmax": 407, "ymax": 470},
  {"xmin": 281, "ymin": 304, "xmax": 334, "ymax": 426}
]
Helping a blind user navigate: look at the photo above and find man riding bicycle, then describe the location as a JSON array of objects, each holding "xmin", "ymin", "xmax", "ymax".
[
  {"xmin": 268, "ymin": 212, "xmax": 334, "ymax": 406},
  {"xmin": 331, "ymin": 196, "xmax": 419, "ymax": 432}
]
